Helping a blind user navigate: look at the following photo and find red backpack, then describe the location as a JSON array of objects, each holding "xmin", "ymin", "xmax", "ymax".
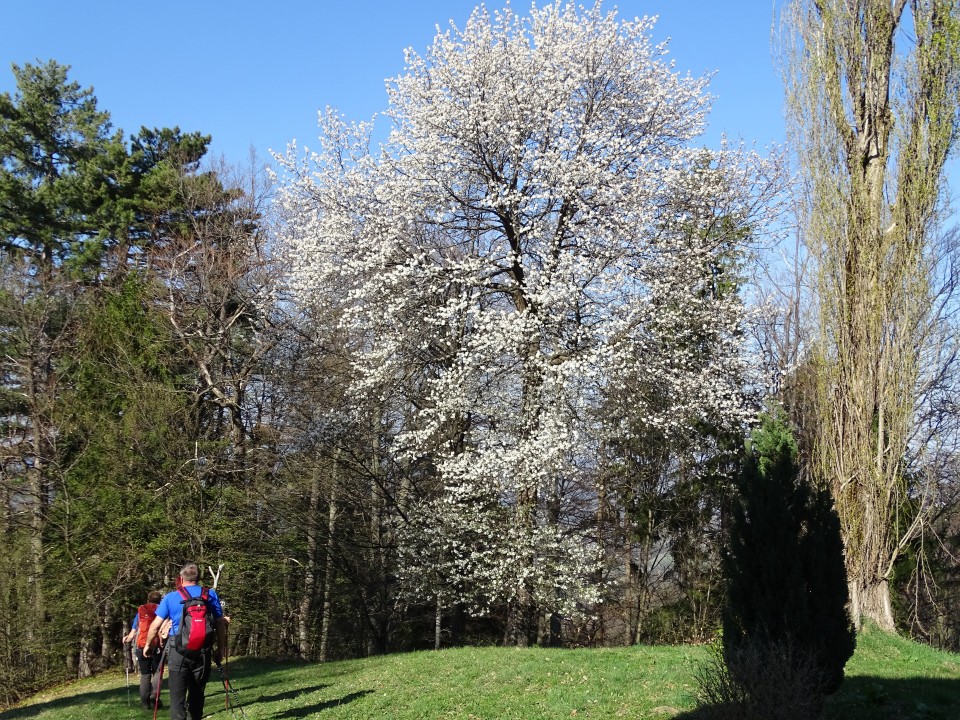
[
  {"xmin": 136, "ymin": 603, "xmax": 160, "ymax": 650},
  {"xmin": 174, "ymin": 587, "xmax": 216, "ymax": 656}
]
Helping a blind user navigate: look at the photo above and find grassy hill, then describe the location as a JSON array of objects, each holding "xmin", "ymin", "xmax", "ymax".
[{"xmin": 2, "ymin": 625, "xmax": 958, "ymax": 719}]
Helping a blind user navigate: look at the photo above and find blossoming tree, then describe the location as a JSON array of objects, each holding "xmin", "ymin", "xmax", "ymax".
[{"xmin": 278, "ymin": 2, "xmax": 784, "ymax": 645}]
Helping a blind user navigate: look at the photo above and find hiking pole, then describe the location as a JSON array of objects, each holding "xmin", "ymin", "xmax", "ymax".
[
  {"xmin": 152, "ymin": 638, "xmax": 169, "ymax": 720},
  {"xmin": 214, "ymin": 656, "xmax": 249, "ymax": 719},
  {"xmin": 224, "ymin": 618, "xmax": 230, "ymax": 711},
  {"xmin": 124, "ymin": 641, "xmax": 131, "ymax": 707}
]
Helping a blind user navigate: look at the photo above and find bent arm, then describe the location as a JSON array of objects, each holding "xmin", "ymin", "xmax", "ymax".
[{"xmin": 215, "ymin": 616, "xmax": 228, "ymax": 663}]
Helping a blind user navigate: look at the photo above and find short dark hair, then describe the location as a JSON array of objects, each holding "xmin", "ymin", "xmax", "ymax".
[
  {"xmin": 180, "ymin": 563, "xmax": 200, "ymax": 583},
  {"xmin": 148, "ymin": 590, "xmax": 162, "ymax": 604}
]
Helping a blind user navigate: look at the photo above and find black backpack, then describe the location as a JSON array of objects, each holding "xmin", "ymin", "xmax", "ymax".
[{"xmin": 174, "ymin": 587, "xmax": 216, "ymax": 656}]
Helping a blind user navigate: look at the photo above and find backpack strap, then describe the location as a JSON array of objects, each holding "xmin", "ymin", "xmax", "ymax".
[{"xmin": 178, "ymin": 586, "xmax": 211, "ymax": 604}]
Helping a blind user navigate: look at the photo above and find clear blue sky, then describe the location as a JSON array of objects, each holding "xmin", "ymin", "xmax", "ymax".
[{"xmin": 1, "ymin": 1, "xmax": 786, "ymax": 166}]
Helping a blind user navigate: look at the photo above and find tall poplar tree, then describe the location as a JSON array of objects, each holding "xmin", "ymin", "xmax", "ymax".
[{"xmin": 782, "ymin": 0, "xmax": 960, "ymax": 629}]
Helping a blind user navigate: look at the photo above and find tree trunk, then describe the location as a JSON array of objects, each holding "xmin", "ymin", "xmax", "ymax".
[
  {"xmin": 318, "ymin": 480, "xmax": 338, "ymax": 662},
  {"xmin": 100, "ymin": 609, "xmax": 115, "ymax": 662},
  {"xmin": 849, "ymin": 576, "xmax": 895, "ymax": 632},
  {"xmin": 77, "ymin": 635, "xmax": 93, "ymax": 678},
  {"xmin": 623, "ymin": 541, "xmax": 637, "ymax": 647},
  {"xmin": 297, "ymin": 466, "xmax": 322, "ymax": 660},
  {"xmin": 450, "ymin": 604, "xmax": 466, "ymax": 645},
  {"xmin": 27, "ymin": 456, "xmax": 45, "ymax": 644},
  {"xmin": 366, "ymin": 409, "xmax": 392, "ymax": 657},
  {"xmin": 505, "ymin": 597, "xmax": 533, "ymax": 647}
]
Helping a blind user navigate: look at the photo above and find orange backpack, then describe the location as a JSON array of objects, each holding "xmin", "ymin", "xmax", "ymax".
[{"xmin": 136, "ymin": 602, "xmax": 160, "ymax": 649}]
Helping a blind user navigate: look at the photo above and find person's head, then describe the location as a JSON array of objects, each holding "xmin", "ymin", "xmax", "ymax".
[
  {"xmin": 179, "ymin": 562, "xmax": 200, "ymax": 584},
  {"xmin": 148, "ymin": 590, "xmax": 162, "ymax": 604}
]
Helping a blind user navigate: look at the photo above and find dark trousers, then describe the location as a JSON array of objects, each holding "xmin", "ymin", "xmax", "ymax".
[
  {"xmin": 135, "ymin": 647, "xmax": 162, "ymax": 709},
  {"xmin": 165, "ymin": 646, "xmax": 211, "ymax": 720}
]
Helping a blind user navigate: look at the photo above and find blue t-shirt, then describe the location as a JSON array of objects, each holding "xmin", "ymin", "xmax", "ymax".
[{"xmin": 155, "ymin": 585, "xmax": 224, "ymax": 636}]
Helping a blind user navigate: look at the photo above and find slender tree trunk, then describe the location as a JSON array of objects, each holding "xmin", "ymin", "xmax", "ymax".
[
  {"xmin": 77, "ymin": 633, "xmax": 93, "ymax": 678},
  {"xmin": 633, "ymin": 507, "xmax": 656, "ymax": 645},
  {"xmin": 27, "ymin": 352, "xmax": 49, "ymax": 644},
  {"xmin": 297, "ymin": 466, "xmax": 322, "ymax": 660},
  {"xmin": 623, "ymin": 533, "xmax": 636, "ymax": 647},
  {"xmin": 318, "ymin": 478, "xmax": 338, "ymax": 662},
  {"xmin": 27, "ymin": 464, "xmax": 44, "ymax": 645},
  {"xmin": 100, "ymin": 607, "xmax": 115, "ymax": 661},
  {"xmin": 367, "ymin": 409, "xmax": 390, "ymax": 656}
]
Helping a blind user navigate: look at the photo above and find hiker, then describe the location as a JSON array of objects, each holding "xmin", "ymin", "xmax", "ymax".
[
  {"xmin": 122, "ymin": 590, "xmax": 169, "ymax": 710},
  {"xmin": 143, "ymin": 563, "xmax": 227, "ymax": 720}
]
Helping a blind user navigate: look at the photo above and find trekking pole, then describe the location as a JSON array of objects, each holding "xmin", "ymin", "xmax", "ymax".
[
  {"xmin": 224, "ymin": 618, "xmax": 230, "ymax": 711},
  {"xmin": 214, "ymin": 656, "xmax": 249, "ymax": 719},
  {"xmin": 124, "ymin": 641, "xmax": 131, "ymax": 707},
  {"xmin": 152, "ymin": 638, "xmax": 169, "ymax": 720}
]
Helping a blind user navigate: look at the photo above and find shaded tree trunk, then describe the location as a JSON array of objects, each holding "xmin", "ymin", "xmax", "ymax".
[
  {"xmin": 297, "ymin": 467, "xmax": 322, "ymax": 660},
  {"xmin": 318, "ymin": 477, "xmax": 338, "ymax": 662}
]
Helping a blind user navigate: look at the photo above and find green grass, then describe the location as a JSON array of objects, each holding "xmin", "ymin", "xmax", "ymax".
[{"xmin": 2, "ymin": 626, "xmax": 958, "ymax": 719}]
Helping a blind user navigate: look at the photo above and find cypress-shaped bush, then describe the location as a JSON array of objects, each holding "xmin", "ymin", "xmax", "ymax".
[{"xmin": 722, "ymin": 414, "xmax": 855, "ymax": 703}]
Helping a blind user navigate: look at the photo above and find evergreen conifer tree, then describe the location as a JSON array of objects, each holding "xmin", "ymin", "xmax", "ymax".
[{"xmin": 723, "ymin": 414, "xmax": 855, "ymax": 701}]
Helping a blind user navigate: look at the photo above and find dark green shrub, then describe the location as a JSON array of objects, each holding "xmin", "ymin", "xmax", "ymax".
[{"xmin": 718, "ymin": 414, "xmax": 855, "ymax": 712}]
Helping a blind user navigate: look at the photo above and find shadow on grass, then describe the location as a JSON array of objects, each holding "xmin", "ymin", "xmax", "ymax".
[
  {"xmin": 241, "ymin": 684, "xmax": 329, "ymax": 703},
  {"xmin": 671, "ymin": 676, "xmax": 960, "ymax": 720},
  {"xmin": 268, "ymin": 690, "xmax": 373, "ymax": 718},
  {"xmin": 0, "ymin": 658, "xmax": 293, "ymax": 719},
  {"xmin": 0, "ymin": 686, "xmax": 123, "ymax": 719}
]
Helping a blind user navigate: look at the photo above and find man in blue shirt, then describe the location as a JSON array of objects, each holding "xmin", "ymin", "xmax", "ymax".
[{"xmin": 144, "ymin": 563, "xmax": 227, "ymax": 720}]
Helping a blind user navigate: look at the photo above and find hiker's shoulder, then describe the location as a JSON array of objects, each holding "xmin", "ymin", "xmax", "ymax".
[{"xmin": 159, "ymin": 589, "xmax": 184, "ymax": 606}]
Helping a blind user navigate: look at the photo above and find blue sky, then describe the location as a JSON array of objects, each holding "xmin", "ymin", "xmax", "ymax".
[{"xmin": 1, "ymin": 1, "xmax": 786, "ymax": 166}]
